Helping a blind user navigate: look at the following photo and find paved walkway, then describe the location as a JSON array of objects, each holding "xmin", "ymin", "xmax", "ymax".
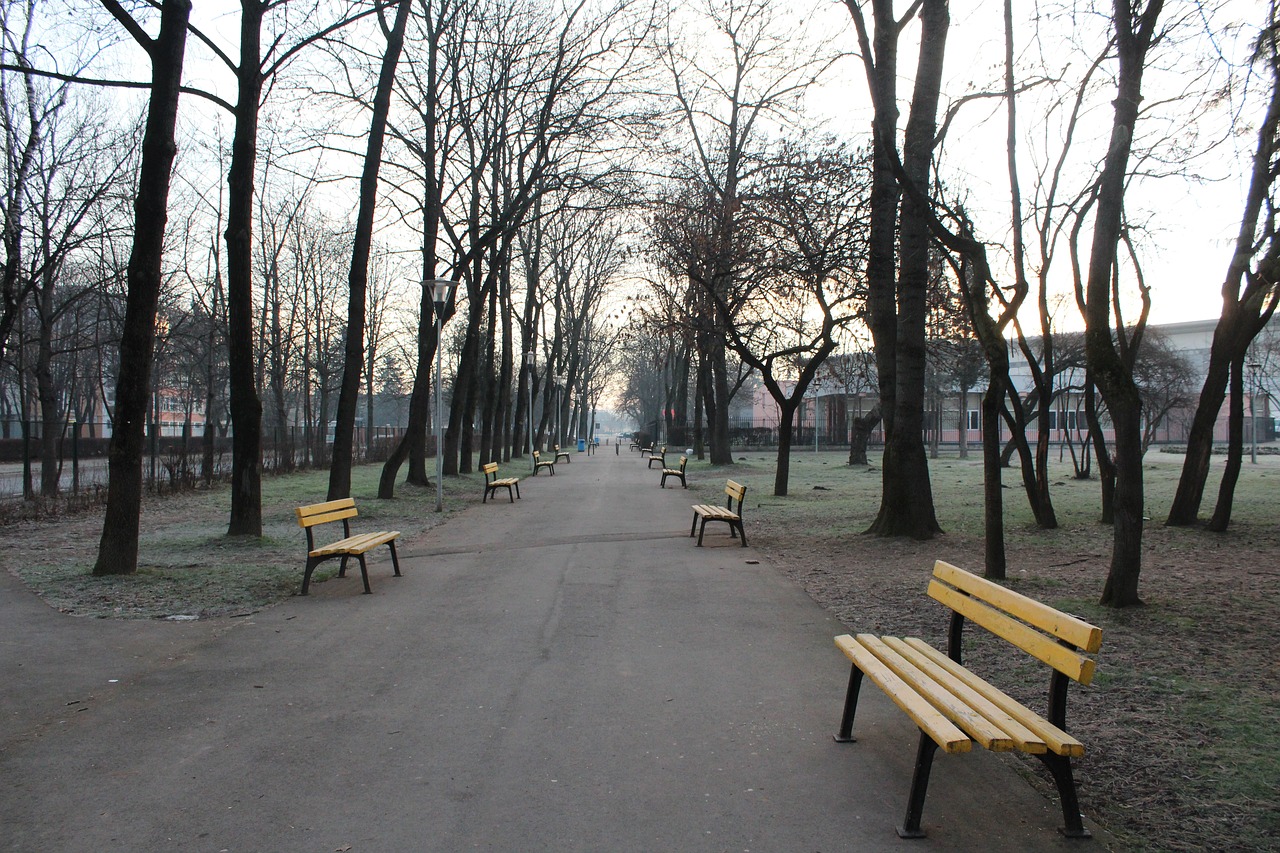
[{"xmin": 1, "ymin": 449, "xmax": 1105, "ymax": 851}]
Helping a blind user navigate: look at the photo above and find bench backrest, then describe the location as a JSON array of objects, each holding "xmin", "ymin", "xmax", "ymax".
[
  {"xmin": 677, "ymin": 455, "xmax": 688, "ymax": 470},
  {"xmin": 725, "ymin": 479, "xmax": 746, "ymax": 511},
  {"xmin": 482, "ymin": 462, "xmax": 499, "ymax": 482},
  {"xmin": 927, "ymin": 560, "xmax": 1102, "ymax": 685},
  {"xmin": 296, "ymin": 497, "xmax": 358, "ymax": 529}
]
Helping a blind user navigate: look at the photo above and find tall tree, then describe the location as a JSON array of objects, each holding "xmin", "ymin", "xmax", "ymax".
[
  {"xmin": 93, "ymin": 0, "xmax": 191, "ymax": 576},
  {"xmin": 328, "ymin": 0, "xmax": 413, "ymax": 500},
  {"xmin": 845, "ymin": 0, "xmax": 946, "ymax": 538},
  {"xmin": 1167, "ymin": 5, "xmax": 1280, "ymax": 528},
  {"xmin": 1081, "ymin": 0, "xmax": 1164, "ymax": 607}
]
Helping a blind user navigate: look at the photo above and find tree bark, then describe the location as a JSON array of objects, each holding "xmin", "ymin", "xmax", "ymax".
[
  {"xmin": 225, "ymin": 0, "xmax": 265, "ymax": 535},
  {"xmin": 94, "ymin": 0, "xmax": 191, "ymax": 576}
]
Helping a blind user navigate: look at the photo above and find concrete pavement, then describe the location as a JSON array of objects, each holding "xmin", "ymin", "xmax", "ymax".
[{"xmin": 0, "ymin": 448, "xmax": 1106, "ymax": 851}]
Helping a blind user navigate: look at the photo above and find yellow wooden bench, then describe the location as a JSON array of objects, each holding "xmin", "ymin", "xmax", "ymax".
[
  {"xmin": 295, "ymin": 498, "xmax": 401, "ymax": 595},
  {"xmin": 646, "ymin": 445, "xmax": 667, "ymax": 469},
  {"xmin": 660, "ymin": 455, "xmax": 688, "ymax": 489},
  {"xmin": 481, "ymin": 462, "xmax": 521, "ymax": 503},
  {"xmin": 689, "ymin": 479, "xmax": 746, "ymax": 546},
  {"xmin": 531, "ymin": 450, "xmax": 555, "ymax": 476},
  {"xmin": 553, "ymin": 444, "xmax": 572, "ymax": 464},
  {"xmin": 833, "ymin": 560, "xmax": 1103, "ymax": 839}
]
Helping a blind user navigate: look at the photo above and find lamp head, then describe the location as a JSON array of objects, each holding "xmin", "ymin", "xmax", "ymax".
[{"xmin": 430, "ymin": 278, "xmax": 458, "ymax": 313}]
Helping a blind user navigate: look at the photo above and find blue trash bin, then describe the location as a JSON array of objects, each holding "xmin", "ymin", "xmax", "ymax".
[{"xmin": 577, "ymin": 438, "xmax": 586, "ymax": 452}]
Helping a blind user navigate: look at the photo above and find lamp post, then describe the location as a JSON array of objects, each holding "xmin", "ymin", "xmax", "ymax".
[
  {"xmin": 554, "ymin": 374, "xmax": 566, "ymax": 448},
  {"xmin": 1249, "ymin": 362, "xmax": 1262, "ymax": 465},
  {"xmin": 525, "ymin": 352, "xmax": 536, "ymax": 469},
  {"xmin": 431, "ymin": 278, "xmax": 458, "ymax": 512}
]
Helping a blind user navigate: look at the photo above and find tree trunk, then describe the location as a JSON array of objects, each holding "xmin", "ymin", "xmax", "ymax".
[
  {"xmin": 1207, "ymin": 358, "xmax": 1245, "ymax": 532},
  {"xmin": 94, "ymin": 0, "xmax": 190, "ymax": 576},
  {"xmin": 225, "ymin": 0, "xmax": 264, "ymax": 535},
  {"xmin": 848, "ymin": 405, "xmax": 880, "ymax": 466},
  {"xmin": 328, "ymin": 0, "xmax": 413, "ymax": 500},
  {"xmin": 981, "ymin": 379, "xmax": 1007, "ymax": 578}
]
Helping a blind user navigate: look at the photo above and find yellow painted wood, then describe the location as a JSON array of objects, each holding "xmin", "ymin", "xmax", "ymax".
[
  {"xmin": 297, "ymin": 505, "xmax": 360, "ymax": 528},
  {"xmin": 927, "ymin": 581, "xmax": 1097, "ymax": 685},
  {"xmin": 905, "ymin": 638, "xmax": 1085, "ymax": 757},
  {"xmin": 310, "ymin": 529, "xmax": 400, "ymax": 558},
  {"xmin": 835, "ymin": 635, "xmax": 971, "ymax": 754},
  {"xmin": 882, "ymin": 636, "xmax": 1047, "ymax": 754},
  {"xmin": 932, "ymin": 561, "xmax": 1102, "ymax": 653},
  {"xmin": 856, "ymin": 634, "xmax": 1015, "ymax": 752},
  {"xmin": 482, "ymin": 462, "xmax": 499, "ymax": 474},
  {"xmin": 725, "ymin": 480, "xmax": 746, "ymax": 501}
]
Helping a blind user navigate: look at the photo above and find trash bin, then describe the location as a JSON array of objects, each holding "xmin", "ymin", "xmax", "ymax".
[{"xmin": 577, "ymin": 438, "xmax": 586, "ymax": 452}]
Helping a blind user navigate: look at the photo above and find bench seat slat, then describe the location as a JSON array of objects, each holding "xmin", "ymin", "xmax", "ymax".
[
  {"xmin": 904, "ymin": 638, "xmax": 1085, "ymax": 757},
  {"xmin": 927, "ymin": 581, "xmax": 1097, "ymax": 685},
  {"xmin": 310, "ymin": 530, "xmax": 400, "ymax": 558},
  {"xmin": 835, "ymin": 635, "xmax": 971, "ymax": 754},
  {"xmin": 855, "ymin": 634, "xmax": 1016, "ymax": 752},
  {"xmin": 881, "ymin": 636, "xmax": 1047, "ymax": 754}
]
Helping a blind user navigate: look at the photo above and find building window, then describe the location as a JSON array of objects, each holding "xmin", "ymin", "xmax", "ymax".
[{"xmin": 967, "ymin": 410, "xmax": 980, "ymax": 430}]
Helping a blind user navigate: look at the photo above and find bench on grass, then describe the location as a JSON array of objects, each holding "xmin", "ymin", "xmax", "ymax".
[
  {"xmin": 481, "ymin": 462, "xmax": 521, "ymax": 503},
  {"xmin": 531, "ymin": 450, "xmax": 555, "ymax": 476},
  {"xmin": 690, "ymin": 479, "xmax": 747, "ymax": 546},
  {"xmin": 660, "ymin": 455, "xmax": 688, "ymax": 489},
  {"xmin": 554, "ymin": 444, "xmax": 572, "ymax": 464},
  {"xmin": 646, "ymin": 445, "xmax": 667, "ymax": 469},
  {"xmin": 832, "ymin": 559, "xmax": 1103, "ymax": 840},
  {"xmin": 295, "ymin": 498, "xmax": 401, "ymax": 595}
]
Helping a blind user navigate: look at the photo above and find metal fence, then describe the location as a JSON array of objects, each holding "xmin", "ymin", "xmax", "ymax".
[{"xmin": 0, "ymin": 421, "xmax": 410, "ymax": 500}]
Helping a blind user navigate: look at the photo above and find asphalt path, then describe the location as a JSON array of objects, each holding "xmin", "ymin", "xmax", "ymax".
[{"xmin": 1, "ymin": 448, "xmax": 1106, "ymax": 851}]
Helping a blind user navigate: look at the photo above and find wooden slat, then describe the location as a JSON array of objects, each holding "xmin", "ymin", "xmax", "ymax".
[
  {"xmin": 905, "ymin": 638, "xmax": 1085, "ymax": 757},
  {"xmin": 856, "ymin": 635, "xmax": 1015, "ymax": 752},
  {"xmin": 297, "ymin": 504, "xmax": 359, "ymax": 528},
  {"xmin": 932, "ymin": 561, "xmax": 1102, "ymax": 653},
  {"xmin": 482, "ymin": 463, "xmax": 498, "ymax": 474},
  {"xmin": 725, "ymin": 480, "xmax": 746, "ymax": 500},
  {"xmin": 296, "ymin": 498, "xmax": 357, "ymax": 525},
  {"xmin": 928, "ymin": 581, "xmax": 1097, "ymax": 685},
  {"xmin": 310, "ymin": 530, "xmax": 399, "ymax": 558},
  {"xmin": 882, "ymin": 636, "xmax": 1047, "ymax": 754},
  {"xmin": 835, "ymin": 635, "xmax": 971, "ymax": 754}
]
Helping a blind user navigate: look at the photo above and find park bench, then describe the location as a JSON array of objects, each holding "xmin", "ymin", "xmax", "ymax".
[
  {"xmin": 481, "ymin": 462, "xmax": 521, "ymax": 503},
  {"xmin": 629, "ymin": 440, "xmax": 641, "ymax": 451},
  {"xmin": 690, "ymin": 479, "xmax": 747, "ymax": 546},
  {"xmin": 639, "ymin": 444, "xmax": 655, "ymax": 457},
  {"xmin": 660, "ymin": 455, "xmax": 688, "ymax": 489},
  {"xmin": 832, "ymin": 559, "xmax": 1103, "ymax": 839},
  {"xmin": 295, "ymin": 498, "xmax": 401, "ymax": 596},
  {"xmin": 531, "ymin": 450, "xmax": 555, "ymax": 476},
  {"xmin": 646, "ymin": 445, "xmax": 668, "ymax": 469},
  {"xmin": 554, "ymin": 444, "xmax": 572, "ymax": 464}
]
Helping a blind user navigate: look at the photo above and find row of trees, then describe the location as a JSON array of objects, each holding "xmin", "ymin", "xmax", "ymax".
[{"xmin": 2, "ymin": 0, "xmax": 1276, "ymax": 609}]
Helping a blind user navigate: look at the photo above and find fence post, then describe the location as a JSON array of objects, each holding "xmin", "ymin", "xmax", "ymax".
[
  {"xmin": 72, "ymin": 421, "xmax": 80, "ymax": 494},
  {"xmin": 22, "ymin": 419, "xmax": 33, "ymax": 500}
]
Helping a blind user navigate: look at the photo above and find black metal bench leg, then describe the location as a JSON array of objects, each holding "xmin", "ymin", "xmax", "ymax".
[
  {"xmin": 834, "ymin": 664, "xmax": 864, "ymax": 742},
  {"xmin": 1037, "ymin": 752, "xmax": 1091, "ymax": 838},
  {"xmin": 337, "ymin": 554, "xmax": 350, "ymax": 578},
  {"xmin": 508, "ymin": 484, "xmax": 515, "ymax": 503},
  {"xmin": 301, "ymin": 557, "xmax": 322, "ymax": 595},
  {"xmin": 690, "ymin": 513, "xmax": 700, "ymax": 538},
  {"xmin": 736, "ymin": 521, "xmax": 747, "ymax": 546},
  {"xmin": 356, "ymin": 554, "xmax": 371, "ymax": 594},
  {"xmin": 899, "ymin": 732, "xmax": 939, "ymax": 838},
  {"xmin": 697, "ymin": 518, "xmax": 708, "ymax": 546},
  {"xmin": 514, "ymin": 481, "xmax": 520, "ymax": 499},
  {"xmin": 388, "ymin": 541, "xmax": 402, "ymax": 577}
]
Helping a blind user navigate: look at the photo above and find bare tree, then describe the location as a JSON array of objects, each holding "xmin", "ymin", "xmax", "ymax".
[
  {"xmin": 1168, "ymin": 4, "xmax": 1280, "ymax": 528},
  {"xmin": 93, "ymin": 0, "xmax": 191, "ymax": 576}
]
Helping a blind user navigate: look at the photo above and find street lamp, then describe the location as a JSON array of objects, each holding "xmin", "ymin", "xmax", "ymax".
[
  {"xmin": 1249, "ymin": 362, "xmax": 1262, "ymax": 465},
  {"xmin": 554, "ymin": 374, "xmax": 566, "ymax": 448},
  {"xmin": 431, "ymin": 278, "xmax": 458, "ymax": 512}
]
